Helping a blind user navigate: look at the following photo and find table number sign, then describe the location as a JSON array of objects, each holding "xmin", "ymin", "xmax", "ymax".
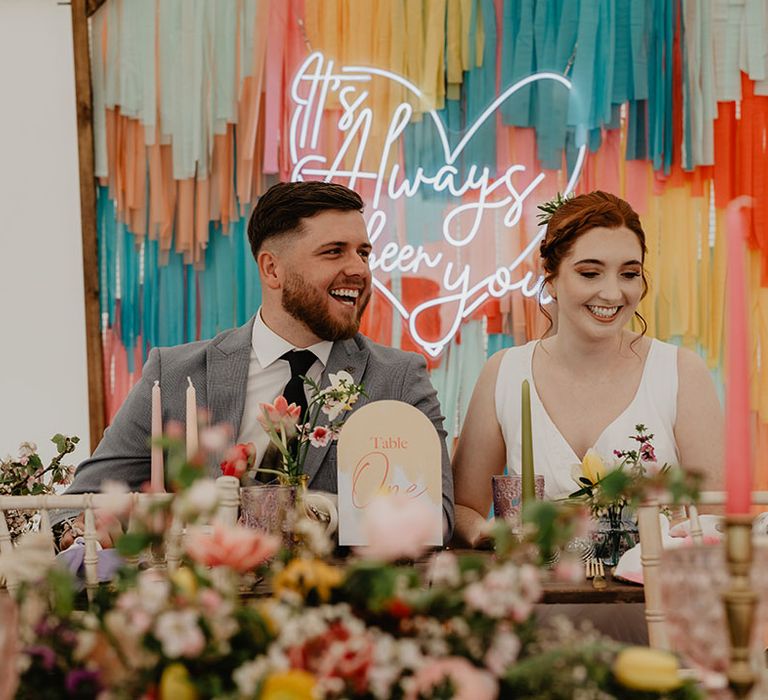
[{"xmin": 337, "ymin": 400, "xmax": 443, "ymax": 546}]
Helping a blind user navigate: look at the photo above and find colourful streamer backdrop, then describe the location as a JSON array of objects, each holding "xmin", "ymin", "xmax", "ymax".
[{"xmin": 90, "ymin": 0, "xmax": 768, "ymax": 483}]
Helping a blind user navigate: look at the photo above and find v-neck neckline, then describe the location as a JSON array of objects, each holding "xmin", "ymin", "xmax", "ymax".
[{"xmin": 528, "ymin": 339, "xmax": 656, "ymax": 463}]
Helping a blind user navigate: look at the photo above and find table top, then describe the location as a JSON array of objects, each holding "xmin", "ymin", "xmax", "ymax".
[{"xmin": 539, "ymin": 568, "xmax": 644, "ymax": 604}]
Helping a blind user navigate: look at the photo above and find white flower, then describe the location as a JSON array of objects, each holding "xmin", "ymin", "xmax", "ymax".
[
  {"xmin": 154, "ymin": 609, "xmax": 205, "ymax": 658},
  {"xmin": 321, "ymin": 399, "xmax": 343, "ymax": 421},
  {"xmin": 233, "ymin": 658, "xmax": 271, "ymax": 697},
  {"xmin": 17, "ymin": 442, "xmax": 37, "ymax": 462},
  {"xmin": 199, "ymin": 424, "xmax": 232, "ymax": 452},
  {"xmin": 327, "ymin": 370, "xmax": 355, "ymax": 392},
  {"xmin": 136, "ymin": 569, "xmax": 171, "ymax": 614},
  {"xmin": 294, "ymin": 517, "xmax": 334, "ymax": 558},
  {"xmin": 98, "ymin": 480, "xmax": 132, "ymax": 517},
  {"xmin": 308, "ymin": 426, "xmax": 333, "ymax": 448},
  {"xmin": 426, "ymin": 551, "xmax": 461, "ymax": 587},
  {"xmin": 463, "ymin": 563, "xmax": 541, "ymax": 621},
  {"xmin": 484, "ymin": 627, "xmax": 521, "ymax": 676},
  {"xmin": 0, "ymin": 532, "xmax": 55, "ymax": 585},
  {"xmin": 174, "ymin": 479, "xmax": 219, "ymax": 520},
  {"xmin": 319, "ymin": 370, "xmax": 360, "ymax": 421}
]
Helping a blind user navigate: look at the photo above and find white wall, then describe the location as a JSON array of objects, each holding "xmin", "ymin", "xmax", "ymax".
[{"xmin": 0, "ymin": 0, "xmax": 91, "ymax": 460}]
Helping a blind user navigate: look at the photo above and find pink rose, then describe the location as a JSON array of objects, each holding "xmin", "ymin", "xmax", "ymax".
[
  {"xmin": 220, "ymin": 442, "xmax": 257, "ymax": 479},
  {"xmin": 357, "ymin": 496, "xmax": 436, "ymax": 562},
  {"xmin": 185, "ymin": 523, "xmax": 280, "ymax": 572},
  {"xmin": 406, "ymin": 657, "xmax": 497, "ymax": 700}
]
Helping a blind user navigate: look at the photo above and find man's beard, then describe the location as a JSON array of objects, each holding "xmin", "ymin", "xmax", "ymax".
[{"xmin": 281, "ymin": 273, "xmax": 370, "ymax": 341}]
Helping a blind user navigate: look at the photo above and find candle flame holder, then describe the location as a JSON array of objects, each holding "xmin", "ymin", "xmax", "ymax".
[{"xmin": 724, "ymin": 515, "xmax": 757, "ymax": 698}]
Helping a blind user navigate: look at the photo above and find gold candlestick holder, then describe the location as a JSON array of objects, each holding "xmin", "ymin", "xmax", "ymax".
[{"xmin": 723, "ymin": 515, "xmax": 757, "ymax": 698}]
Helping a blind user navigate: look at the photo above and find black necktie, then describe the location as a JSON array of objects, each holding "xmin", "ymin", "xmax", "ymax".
[{"xmin": 281, "ymin": 349, "xmax": 317, "ymax": 420}]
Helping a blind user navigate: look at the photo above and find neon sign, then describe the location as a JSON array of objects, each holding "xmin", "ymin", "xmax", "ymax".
[{"xmin": 289, "ymin": 52, "xmax": 585, "ymax": 357}]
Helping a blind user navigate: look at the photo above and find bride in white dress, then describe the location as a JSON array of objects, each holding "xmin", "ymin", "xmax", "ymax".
[{"xmin": 451, "ymin": 191, "xmax": 723, "ymax": 642}]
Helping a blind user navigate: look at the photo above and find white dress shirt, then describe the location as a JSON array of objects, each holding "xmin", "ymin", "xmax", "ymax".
[{"xmin": 236, "ymin": 310, "xmax": 333, "ymax": 468}]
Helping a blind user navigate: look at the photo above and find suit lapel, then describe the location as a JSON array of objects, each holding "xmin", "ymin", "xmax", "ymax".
[
  {"xmin": 206, "ymin": 318, "xmax": 255, "ymax": 440},
  {"xmin": 303, "ymin": 335, "xmax": 369, "ymax": 484}
]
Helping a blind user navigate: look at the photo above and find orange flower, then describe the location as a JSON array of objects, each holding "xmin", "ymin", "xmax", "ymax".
[{"xmin": 185, "ymin": 523, "xmax": 279, "ymax": 572}]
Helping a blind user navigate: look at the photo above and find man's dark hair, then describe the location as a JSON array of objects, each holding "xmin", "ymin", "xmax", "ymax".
[{"xmin": 247, "ymin": 181, "xmax": 364, "ymax": 258}]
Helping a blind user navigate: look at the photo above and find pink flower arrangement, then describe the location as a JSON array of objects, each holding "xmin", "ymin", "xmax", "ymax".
[
  {"xmin": 219, "ymin": 442, "xmax": 257, "ymax": 480},
  {"xmin": 185, "ymin": 523, "xmax": 280, "ymax": 572},
  {"xmin": 254, "ymin": 373, "xmax": 364, "ymax": 484},
  {"xmin": 405, "ymin": 657, "xmax": 498, "ymax": 700}
]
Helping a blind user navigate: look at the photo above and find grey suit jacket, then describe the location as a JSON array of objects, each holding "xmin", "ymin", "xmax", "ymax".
[{"xmin": 67, "ymin": 317, "xmax": 455, "ymax": 535}]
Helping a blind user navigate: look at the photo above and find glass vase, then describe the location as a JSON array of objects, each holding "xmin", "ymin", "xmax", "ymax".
[
  {"xmin": 239, "ymin": 483, "xmax": 298, "ymax": 549},
  {"xmin": 592, "ymin": 505, "xmax": 639, "ymax": 567}
]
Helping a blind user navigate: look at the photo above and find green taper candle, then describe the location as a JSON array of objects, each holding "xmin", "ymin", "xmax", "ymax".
[{"xmin": 521, "ymin": 379, "xmax": 535, "ymax": 503}]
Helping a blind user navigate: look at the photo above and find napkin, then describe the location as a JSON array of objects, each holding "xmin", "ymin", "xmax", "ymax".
[
  {"xmin": 55, "ymin": 537, "xmax": 124, "ymax": 588},
  {"xmin": 613, "ymin": 515, "xmax": 724, "ymax": 584}
]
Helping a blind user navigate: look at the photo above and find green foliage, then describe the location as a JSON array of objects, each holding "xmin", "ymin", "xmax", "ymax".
[
  {"xmin": 503, "ymin": 643, "xmax": 703, "ymax": 700},
  {"xmin": 536, "ymin": 192, "xmax": 574, "ymax": 225},
  {"xmin": 115, "ymin": 532, "xmax": 155, "ymax": 557}
]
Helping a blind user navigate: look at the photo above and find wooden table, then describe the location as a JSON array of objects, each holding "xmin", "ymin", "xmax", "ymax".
[{"xmin": 539, "ymin": 569, "xmax": 644, "ymax": 604}]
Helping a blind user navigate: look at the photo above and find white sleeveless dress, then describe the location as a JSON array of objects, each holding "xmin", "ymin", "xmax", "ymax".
[
  {"xmin": 495, "ymin": 338, "xmax": 680, "ymax": 498},
  {"xmin": 494, "ymin": 338, "xmax": 680, "ymax": 645}
]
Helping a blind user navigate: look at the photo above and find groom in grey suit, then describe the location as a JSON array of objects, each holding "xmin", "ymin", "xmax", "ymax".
[{"xmin": 63, "ymin": 181, "xmax": 454, "ymax": 541}]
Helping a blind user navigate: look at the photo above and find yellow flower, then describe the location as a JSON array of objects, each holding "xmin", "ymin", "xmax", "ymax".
[
  {"xmin": 273, "ymin": 558, "xmax": 343, "ymax": 602},
  {"xmin": 159, "ymin": 663, "xmax": 199, "ymax": 700},
  {"xmin": 170, "ymin": 566, "xmax": 198, "ymax": 597},
  {"xmin": 260, "ymin": 670, "xmax": 316, "ymax": 700},
  {"xmin": 579, "ymin": 448, "xmax": 607, "ymax": 485},
  {"xmin": 254, "ymin": 599, "xmax": 279, "ymax": 636},
  {"xmin": 613, "ymin": 647, "xmax": 683, "ymax": 692}
]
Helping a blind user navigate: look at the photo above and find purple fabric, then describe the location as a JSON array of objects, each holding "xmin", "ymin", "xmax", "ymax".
[{"xmin": 55, "ymin": 538, "xmax": 123, "ymax": 587}]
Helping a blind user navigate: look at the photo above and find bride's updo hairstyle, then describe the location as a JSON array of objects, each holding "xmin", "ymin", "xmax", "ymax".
[{"xmin": 538, "ymin": 190, "xmax": 649, "ymax": 336}]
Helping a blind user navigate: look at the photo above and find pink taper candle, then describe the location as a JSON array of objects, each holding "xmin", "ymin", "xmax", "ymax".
[
  {"xmin": 150, "ymin": 380, "xmax": 165, "ymax": 492},
  {"xmin": 725, "ymin": 197, "xmax": 753, "ymax": 515},
  {"xmin": 186, "ymin": 376, "xmax": 199, "ymax": 461}
]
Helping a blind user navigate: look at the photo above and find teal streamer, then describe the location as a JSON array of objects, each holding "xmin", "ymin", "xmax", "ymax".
[
  {"xmin": 158, "ymin": 249, "xmax": 185, "ymax": 347},
  {"xmin": 463, "ymin": 0, "xmax": 498, "ymax": 171},
  {"xmin": 612, "ymin": 0, "xmax": 631, "ymax": 104},
  {"xmin": 647, "ymin": 0, "xmax": 674, "ymax": 174},
  {"xmin": 534, "ymin": 1, "xmax": 571, "ymax": 169},
  {"xmin": 118, "ymin": 222, "xmax": 139, "ymax": 371},
  {"xmin": 487, "ymin": 333, "xmax": 515, "ymax": 356},
  {"xmin": 626, "ymin": 100, "xmax": 648, "ymax": 160},
  {"xmin": 681, "ymin": 10, "xmax": 693, "ymax": 172},
  {"xmin": 142, "ymin": 238, "xmax": 160, "ymax": 355},
  {"xmin": 502, "ymin": 0, "xmax": 536, "ymax": 127},
  {"xmin": 186, "ymin": 264, "xmax": 197, "ymax": 343},
  {"xmin": 96, "ymin": 187, "xmax": 115, "ymax": 325}
]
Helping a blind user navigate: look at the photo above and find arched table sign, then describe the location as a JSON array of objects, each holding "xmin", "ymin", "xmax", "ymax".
[{"xmin": 336, "ymin": 400, "xmax": 443, "ymax": 547}]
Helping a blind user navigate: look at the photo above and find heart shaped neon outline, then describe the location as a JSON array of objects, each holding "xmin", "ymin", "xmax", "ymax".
[{"xmin": 289, "ymin": 52, "xmax": 586, "ymax": 357}]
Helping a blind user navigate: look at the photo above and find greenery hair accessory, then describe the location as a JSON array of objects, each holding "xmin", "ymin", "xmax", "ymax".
[{"xmin": 536, "ymin": 191, "xmax": 574, "ymax": 225}]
